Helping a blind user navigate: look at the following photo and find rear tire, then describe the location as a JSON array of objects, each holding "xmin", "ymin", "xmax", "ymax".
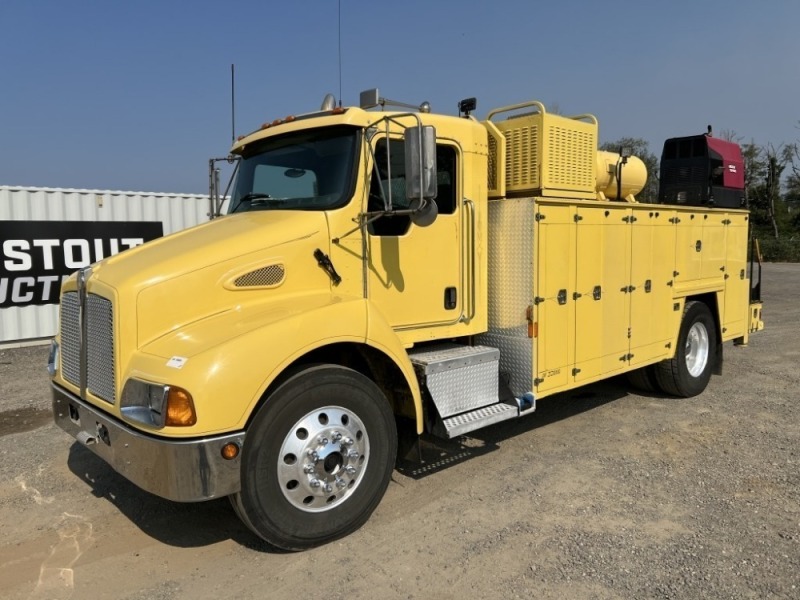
[
  {"xmin": 233, "ymin": 365, "xmax": 397, "ymax": 551},
  {"xmin": 626, "ymin": 365, "xmax": 660, "ymax": 393},
  {"xmin": 655, "ymin": 301, "xmax": 716, "ymax": 397}
]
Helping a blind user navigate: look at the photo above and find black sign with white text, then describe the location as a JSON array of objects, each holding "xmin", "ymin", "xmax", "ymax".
[{"xmin": 0, "ymin": 220, "xmax": 163, "ymax": 308}]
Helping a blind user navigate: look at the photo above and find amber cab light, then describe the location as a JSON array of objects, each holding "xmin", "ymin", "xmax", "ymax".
[{"xmin": 165, "ymin": 387, "xmax": 197, "ymax": 427}]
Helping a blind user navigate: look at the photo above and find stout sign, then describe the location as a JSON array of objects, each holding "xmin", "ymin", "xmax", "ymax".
[{"xmin": 0, "ymin": 221, "xmax": 163, "ymax": 308}]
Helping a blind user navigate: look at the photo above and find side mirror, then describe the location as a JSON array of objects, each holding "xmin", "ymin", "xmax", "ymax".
[
  {"xmin": 405, "ymin": 126, "xmax": 437, "ymax": 202},
  {"xmin": 409, "ymin": 196, "xmax": 438, "ymax": 227}
]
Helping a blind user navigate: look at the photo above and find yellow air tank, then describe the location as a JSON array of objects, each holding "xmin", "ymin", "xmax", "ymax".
[{"xmin": 595, "ymin": 151, "xmax": 647, "ymax": 201}]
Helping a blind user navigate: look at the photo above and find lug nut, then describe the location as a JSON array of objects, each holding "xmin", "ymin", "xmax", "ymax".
[
  {"xmin": 345, "ymin": 465, "xmax": 357, "ymax": 475},
  {"xmin": 332, "ymin": 432, "xmax": 343, "ymax": 441},
  {"xmin": 348, "ymin": 449, "xmax": 360, "ymax": 459},
  {"xmin": 317, "ymin": 436, "xmax": 329, "ymax": 445},
  {"xmin": 343, "ymin": 437, "xmax": 354, "ymax": 446},
  {"xmin": 323, "ymin": 483, "xmax": 333, "ymax": 493},
  {"xmin": 336, "ymin": 478, "xmax": 347, "ymax": 489},
  {"xmin": 304, "ymin": 464, "xmax": 315, "ymax": 474},
  {"xmin": 310, "ymin": 479, "xmax": 321, "ymax": 488}
]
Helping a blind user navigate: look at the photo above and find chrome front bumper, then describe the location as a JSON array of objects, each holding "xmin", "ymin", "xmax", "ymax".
[{"xmin": 52, "ymin": 383, "xmax": 245, "ymax": 502}]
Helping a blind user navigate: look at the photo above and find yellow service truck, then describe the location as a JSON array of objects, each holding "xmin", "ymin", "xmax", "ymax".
[{"xmin": 50, "ymin": 90, "xmax": 764, "ymax": 550}]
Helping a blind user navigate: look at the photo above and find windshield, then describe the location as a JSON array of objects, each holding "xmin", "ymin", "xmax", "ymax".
[{"xmin": 229, "ymin": 125, "xmax": 359, "ymax": 213}]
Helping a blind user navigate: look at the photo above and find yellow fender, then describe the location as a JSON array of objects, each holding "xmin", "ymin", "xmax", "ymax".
[{"xmin": 138, "ymin": 294, "xmax": 423, "ymax": 436}]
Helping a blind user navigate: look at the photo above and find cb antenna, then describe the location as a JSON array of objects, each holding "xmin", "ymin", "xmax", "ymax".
[
  {"xmin": 230, "ymin": 64, "xmax": 236, "ymax": 144},
  {"xmin": 338, "ymin": 0, "xmax": 343, "ymax": 106}
]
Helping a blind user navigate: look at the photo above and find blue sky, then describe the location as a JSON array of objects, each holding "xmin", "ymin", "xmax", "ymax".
[{"xmin": 1, "ymin": 0, "xmax": 798, "ymax": 194}]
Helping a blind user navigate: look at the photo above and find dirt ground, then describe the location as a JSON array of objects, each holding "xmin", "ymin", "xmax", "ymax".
[{"xmin": 0, "ymin": 263, "xmax": 798, "ymax": 600}]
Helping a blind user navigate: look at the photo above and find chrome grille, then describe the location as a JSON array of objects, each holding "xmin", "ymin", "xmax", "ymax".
[
  {"xmin": 60, "ymin": 292, "xmax": 81, "ymax": 387},
  {"xmin": 58, "ymin": 291, "xmax": 116, "ymax": 404},
  {"xmin": 86, "ymin": 295, "xmax": 115, "ymax": 403}
]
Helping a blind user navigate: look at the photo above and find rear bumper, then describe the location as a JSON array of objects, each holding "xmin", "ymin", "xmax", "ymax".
[{"xmin": 52, "ymin": 383, "xmax": 245, "ymax": 502}]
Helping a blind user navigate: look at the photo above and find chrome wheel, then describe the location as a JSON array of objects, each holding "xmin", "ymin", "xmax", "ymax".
[
  {"xmin": 278, "ymin": 405, "xmax": 369, "ymax": 513},
  {"xmin": 656, "ymin": 301, "xmax": 716, "ymax": 398},
  {"xmin": 685, "ymin": 321, "xmax": 709, "ymax": 377},
  {"xmin": 236, "ymin": 365, "xmax": 396, "ymax": 549}
]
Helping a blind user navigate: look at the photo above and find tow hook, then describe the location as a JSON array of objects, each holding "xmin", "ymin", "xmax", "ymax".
[{"xmin": 76, "ymin": 423, "xmax": 111, "ymax": 446}]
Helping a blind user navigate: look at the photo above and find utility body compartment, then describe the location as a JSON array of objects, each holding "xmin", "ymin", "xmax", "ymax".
[{"xmin": 477, "ymin": 197, "xmax": 753, "ymax": 400}]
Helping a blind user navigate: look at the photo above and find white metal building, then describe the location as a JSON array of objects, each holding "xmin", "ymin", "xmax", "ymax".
[{"xmin": 0, "ymin": 186, "xmax": 214, "ymax": 347}]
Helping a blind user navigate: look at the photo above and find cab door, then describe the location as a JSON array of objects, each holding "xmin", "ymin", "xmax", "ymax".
[{"xmin": 366, "ymin": 138, "xmax": 462, "ymax": 332}]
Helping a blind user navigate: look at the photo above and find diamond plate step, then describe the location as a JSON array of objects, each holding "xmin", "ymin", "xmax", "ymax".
[{"xmin": 438, "ymin": 402, "xmax": 519, "ymax": 438}]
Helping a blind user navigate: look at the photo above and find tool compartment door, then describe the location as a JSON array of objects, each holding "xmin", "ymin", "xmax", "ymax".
[
  {"xmin": 722, "ymin": 213, "xmax": 749, "ymax": 339},
  {"xmin": 534, "ymin": 203, "xmax": 575, "ymax": 393},
  {"xmin": 572, "ymin": 204, "xmax": 631, "ymax": 382},
  {"xmin": 628, "ymin": 207, "xmax": 676, "ymax": 365},
  {"xmin": 674, "ymin": 212, "xmax": 704, "ymax": 283},
  {"xmin": 701, "ymin": 212, "xmax": 727, "ymax": 280}
]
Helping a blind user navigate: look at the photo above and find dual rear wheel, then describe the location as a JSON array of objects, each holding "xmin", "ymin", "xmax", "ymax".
[{"xmin": 628, "ymin": 301, "xmax": 717, "ymax": 398}]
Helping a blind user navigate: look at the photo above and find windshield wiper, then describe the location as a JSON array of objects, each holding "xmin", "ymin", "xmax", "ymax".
[{"xmin": 232, "ymin": 193, "xmax": 289, "ymax": 212}]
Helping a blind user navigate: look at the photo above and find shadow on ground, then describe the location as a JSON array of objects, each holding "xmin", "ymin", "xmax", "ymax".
[
  {"xmin": 396, "ymin": 376, "xmax": 633, "ymax": 478},
  {"xmin": 66, "ymin": 444, "xmax": 285, "ymax": 553}
]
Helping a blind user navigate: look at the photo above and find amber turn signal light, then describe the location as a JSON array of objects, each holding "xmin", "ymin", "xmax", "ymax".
[
  {"xmin": 221, "ymin": 443, "xmax": 240, "ymax": 460},
  {"xmin": 164, "ymin": 387, "xmax": 197, "ymax": 427}
]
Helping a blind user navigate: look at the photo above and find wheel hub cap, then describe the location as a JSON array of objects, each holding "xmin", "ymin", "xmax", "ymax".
[
  {"xmin": 685, "ymin": 322, "xmax": 710, "ymax": 377},
  {"xmin": 278, "ymin": 406, "xmax": 368, "ymax": 512}
]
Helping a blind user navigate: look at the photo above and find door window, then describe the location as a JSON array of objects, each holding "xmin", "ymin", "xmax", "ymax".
[{"xmin": 368, "ymin": 139, "xmax": 457, "ymax": 236}]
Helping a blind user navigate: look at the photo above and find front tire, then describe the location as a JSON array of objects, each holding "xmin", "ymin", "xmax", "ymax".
[
  {"xmin": 233, "ymin": 365, "xmax": 397, "ymax": 551},
  {"xmin": 655, "ymin": 301, "xmax": 716, "ymax": 397}
]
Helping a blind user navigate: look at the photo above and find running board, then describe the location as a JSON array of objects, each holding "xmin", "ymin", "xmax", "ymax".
[{"xmin": 436, "ymin": 402, "xmax": 519, "ymax": 439}]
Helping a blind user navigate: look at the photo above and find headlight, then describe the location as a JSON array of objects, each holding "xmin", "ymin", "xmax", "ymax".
[{"xmin": 121, "ymin": 379, "xmax": 196, "ymax": 427}]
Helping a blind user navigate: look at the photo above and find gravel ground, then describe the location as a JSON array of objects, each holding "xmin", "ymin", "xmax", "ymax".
[{"xmin": 0, "ymin": 263, "xmax": 797, "ymax": 600}]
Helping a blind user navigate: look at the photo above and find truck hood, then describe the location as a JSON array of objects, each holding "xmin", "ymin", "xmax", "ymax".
[
  {"xmin": 88, "ymin": 211, "xmax": 334, "ymax": 349},
  {"xmin": 91, "ymin": 211, "xmax": 326, "ymax": 290}
]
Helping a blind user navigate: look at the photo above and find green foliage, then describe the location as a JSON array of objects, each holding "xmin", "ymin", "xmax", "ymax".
[
  {"xmin": 599, "ymin": 137, "xmax": 659, "ymax": 203},
  {"xmin": 754, "ymin": 236, "xmax": 800, "ymax": 262}
]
